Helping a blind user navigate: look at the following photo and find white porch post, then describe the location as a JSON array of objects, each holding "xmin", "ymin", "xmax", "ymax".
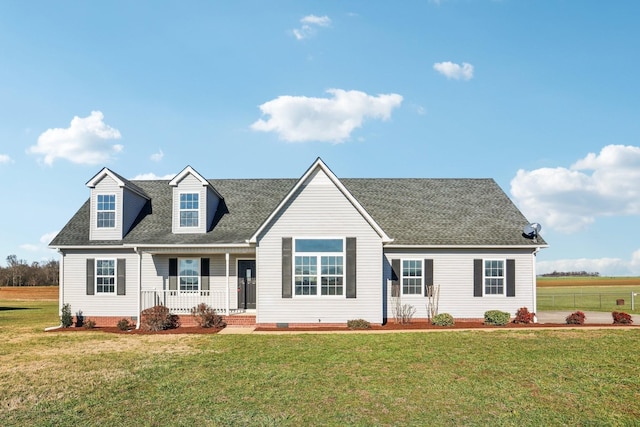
[
  {"xmin": 58, "ymin": 250, "xmax": 64, "ymax": 317},
  {"xmin": 225, "ymin": 252, "xmax": 230, "ymax": 315}
]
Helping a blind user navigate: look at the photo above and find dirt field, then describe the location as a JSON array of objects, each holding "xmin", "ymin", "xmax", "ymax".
[
  {"xmin": 0, "ymin": 286, "xmax": 58, "ymax": 301},
  {"xmin": 537, "ymin": 276, "xmax": 640, "ymax": 288}
]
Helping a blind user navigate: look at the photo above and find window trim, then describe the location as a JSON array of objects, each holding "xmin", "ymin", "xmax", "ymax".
[
  {"xmin": 293, "ymin": 237, "xmax": 345, "ymax": 298},
  {"xmin": 178, "ymin": 192, "xmax": 200, "ymax": 228},
  {"xmin": 96, "ymin": 194, "xmax": 116, "ymax": 229},
  {"xmin": 178, "ymin": 257, "xmax": 200, "ymax": 292},
  {"xmin": 95, "ymin": 258, "xmax": 116, "ymax": 295},
  {"xmin": 483, "ymin": 258, "xmax": 506, "ymax": 296},
  {"xmin": 401, "ymin": 259, "xmax": 424, "ymax": 296}
]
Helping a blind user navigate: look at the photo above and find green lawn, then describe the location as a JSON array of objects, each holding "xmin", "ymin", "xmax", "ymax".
[
  {"xmin": 537, "ymin": 285, "xmax": 640, "ymax": 313},
  {"xmin": 1, "ymin": 300, "xmax": 640, "ymax": 425}
]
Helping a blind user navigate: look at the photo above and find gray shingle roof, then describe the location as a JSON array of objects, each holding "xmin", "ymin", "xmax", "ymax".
[{"xmin": 50, "ymin": 177, "xmax": 545, "ymax": 247}]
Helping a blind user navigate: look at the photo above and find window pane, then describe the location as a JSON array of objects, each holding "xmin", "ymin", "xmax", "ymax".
[
  {"xmin": 295, "ymin": 239, "xmax": 343, "ymax": 252},
  {"xmin": 179, "ymin": 259, "xmax": 199, "ymax": 291},
  {"xmin": 96, "ymin": 260, "xmax": 115, "ymax": 293},
  {"xmin": 402, "ymin": 260, "xmax": 422, "ymax": 295}
]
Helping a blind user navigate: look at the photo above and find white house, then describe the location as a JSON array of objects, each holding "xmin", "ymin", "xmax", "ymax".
[{"xmin": 50, "ymin": 158, "xmax": 547, "ymax": 327}]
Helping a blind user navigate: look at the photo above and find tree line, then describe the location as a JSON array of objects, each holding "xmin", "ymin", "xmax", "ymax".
[
  {"xmin": 1, "ymin": 255, "xmax": 59, "ymax": 286},
  {"xmin": 540, "ymin": 271, "xmax": 600, "ymax": 278}
]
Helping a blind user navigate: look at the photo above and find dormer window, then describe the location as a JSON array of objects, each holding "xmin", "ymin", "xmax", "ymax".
[
  {"xmin": 179, "ymin": 193, "xmax": 199, "ymax": 227},
  {"xmin": 97, "ymin": 194, "xmax": 116, "ymax": 228}
]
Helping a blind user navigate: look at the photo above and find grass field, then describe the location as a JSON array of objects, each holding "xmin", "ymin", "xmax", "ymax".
[
  {"xmin": 537, "ymin": 277, "xmax": 640, "ymax": 313},
  {"xmin": 2, "ymin": 290, "xmax": 640, "ymax": 425}
]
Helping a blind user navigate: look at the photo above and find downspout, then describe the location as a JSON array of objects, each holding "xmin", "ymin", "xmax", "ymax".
[
  {"xmin": 58, "ymin": 250, "xmax": 64, "ymax": 316},
  {"xmin": 532, "ymin": 248, "xmax": 539, "ymax": 321},
  {"xmin": 225, "ymin": 252, "xmax": 230, "ymax": 315},
  {"xmin": 136, "ymin": 248, "xmax": 142, "ymax": 330}
]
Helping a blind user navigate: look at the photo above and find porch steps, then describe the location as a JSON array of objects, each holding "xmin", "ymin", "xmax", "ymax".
[{"xmin": 223, "ymin": 314, "xmax": 256, "ymax": 326}]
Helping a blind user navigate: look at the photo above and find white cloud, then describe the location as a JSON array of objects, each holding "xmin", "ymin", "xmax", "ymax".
[
  {"xmin": 251, "ymin": 89, "xmax": 403, "ymax": 143},
  {"xmin": 20, "ymin": 231, "xmax": 60, "ymax": 254},
  {"xmin": 131, "ymin": 172, "xmax": 176, "ymax": 180},
  {"xmin": 150, "ymin": 149, "xmax": 164, "ymax": 162},
  {"xmin": 538, "ymin": 250, "xmax": 640, "ymax": 276},
  {"xmin": 293, "ymin": 14, "xmax": 331, "ymax": 40},
  {"xmin": 433, "ymin": 61, "xmax": 474, "ymax": 80},
  {"xmin": 511, "ymin": 145, "xmax": 640, "ymax": 233},
  {"xmin": 28, "ymin": 111, "xmax": 123, "ymax": 165},
  {"xmin": 0, "ymin": 154, "xmax": 13, "ymax": 164}
]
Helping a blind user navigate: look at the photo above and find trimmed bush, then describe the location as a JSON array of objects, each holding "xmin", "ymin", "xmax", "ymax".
[
  {"xmin": 612, "ymin": 311, "xmax": 633, "ymax": 325},
  {"xmin": 82, "ymin": 319, "xmax": 96, "ymax": 329},
  {"xmin": 60, "ymin": 303, "xmax": 73, "ymax": 328},
  {"xmin": 484, "ymin": 310, "xmax": 510, "ymax": 326},
  {"xmin": 191, "ymin": 303, "xmax": 226, "ymax": 328},
  {"xmin": 513, "ymin": 307, "xmax": 535, "ymax": 324},
  {"xmin": 431, "ymin": 313, "xmax": 455, "ymax": 327},
  {"xmin": 117, "ymin": 318, "xmax": 133, "ymax": 331},
  {"xmin": 566, "ymin": 311, "xmax": 586, "ymax": 325},
  {"xmin": 141, "ymin": 305, "xmax": 180, "ymax": 331},
  {"xmin": 347, "ymin": 319, "xmax": 371, "ymax": 330}
]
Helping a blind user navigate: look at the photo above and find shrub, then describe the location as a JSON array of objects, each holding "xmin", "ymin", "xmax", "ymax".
[
  {"xmin": 347, "ymin": 319, "xmax": 371, "ymax": 330},
  {"xmin": 60, "ymin": 303, "xmax": 73, "ymax": 328},
  {"xmin": 117, "ymin": 318, "xmax": 133, "ymax": 331},
  {"xmin": 612, "ymin": 311, "xmax": 633, "ymax": 325},
  {"xmin": 393, "ymin": 301, "xmax": 416, "ymax": 325},
  {"xmin": 513, "ymin": 307, "xmax": 535, "ymax": 324},
  {"xmin": 566, "ymin": 311, "xmax": 586, "ymax": 325},
  {"xmin": 82, "ymin": 318, "xmax": 96, "ymax": 329},
  {"xmin": 431, "ymin": 313, "xmax": 455, "ymax": 327},
  {"xmin": 141, "ymin": 305, "xmax": 180, "ymax": 331},
  {"xmin": 484, "ymin": 310, "xmax": 510, "ymax": 326},
  {"xmin": 190, "ymin": 303, "xmax": 226, "ymax": 328}
]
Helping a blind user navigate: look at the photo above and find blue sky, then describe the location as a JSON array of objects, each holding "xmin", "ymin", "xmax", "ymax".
[{"xmin": 1, "ymin": 1, "xmax": 639, "ymax": 275}]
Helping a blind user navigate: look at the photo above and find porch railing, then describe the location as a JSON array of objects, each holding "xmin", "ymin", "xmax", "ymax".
[{"xmin": 141, "ymin": 289, "xmax": 239, "ymax": 314}]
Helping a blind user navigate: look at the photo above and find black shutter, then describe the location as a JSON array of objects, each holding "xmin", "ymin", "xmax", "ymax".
[
  {"xmin": 424, "ymin": 259, "xmax": 434, "ymax": 296},
  {"xmin": 201, "ymin": 258, "xmax": 210, "ymax": 291},
  {"xmin": 86, "ymin": 258, "xmax": 95, "ymax": 295},
  {"xmin": 346, "ymin": 238, "xmax": 357, "ymax": 298},
  {"xmin": 117, "ymin": 258, "xmax": 126, "ymax": 295},
  {"xmin": 282, "ymin": 238, "xmax": 292, "ymax": 298},
  {"xmin": 473, "ymin": 259, "xmax": 483, "ymax": 297},
  {"xmin": 506, "ymin": 259, "xmax": 516, "ymax": 297},
  {"xmin": 391, "ymin": 258, "xmax": 400, "ymax": 297},
  {"xmin": 169, "ymin": 258, "xmax": 178, "ymax": 291}
]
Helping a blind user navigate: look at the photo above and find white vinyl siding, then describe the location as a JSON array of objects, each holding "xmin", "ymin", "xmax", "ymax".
[
  {"xmin": 256, "ymin": 168, "xmax": 383, "ymax": 324},
  {"xmin": 90, "ymin": 175, "xmax": 123, "ymax": 240},
  {"xmin": 59, "ymin": 250, "xmax": 138, "ymax": 317},
  {"xmin": 171, "ymin": 174, "xmax": 209, "ymax": 234},
  {"xmin": 385, "ymin": 249, "xmax": 536, "ymax": 320}
]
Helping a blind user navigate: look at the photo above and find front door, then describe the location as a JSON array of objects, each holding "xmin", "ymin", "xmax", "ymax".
[{"xmin": 237, "ymin": 260, "xmax": 256, "ymax": 309}]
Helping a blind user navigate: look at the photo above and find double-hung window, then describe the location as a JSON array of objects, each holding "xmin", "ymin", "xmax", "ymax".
[
  {"xmin": 294, "ymin": 239, "xmax": 344, "ymax": 296},
  {"xmin": 97, "ymin": 194, "xmax": 116, "ymax": 228},
  {"xmin": 484, "ymin": 259, "xmax": 505, "ymax": 295},
  {"xmin": 96, "ymin": 259, "xmax": 115, "ymax": 293},
  {"xmin": 179, "ymin": 258, "xmax": 199, "ymax": 292},
  {"xmin": 179, "ymin": 193, "xmax": 199, "ymax": 227},
  {"xmin": 402, "ymin": 260, "xmax": 423, "ymax": 295}
]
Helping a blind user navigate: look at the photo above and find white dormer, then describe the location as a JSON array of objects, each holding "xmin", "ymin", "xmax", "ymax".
[
  {"xmin": 86, "ymin": 168, "xmax": 149, "ymax": 241},
  {"xmin": 169, "ymin": 166, "xmax": 221, "ymax": 234}
]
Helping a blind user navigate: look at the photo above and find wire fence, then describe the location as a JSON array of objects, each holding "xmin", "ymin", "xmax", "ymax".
[{"xmin": 537, "ymin": 292, "xmax": 638, "ymax": 312}]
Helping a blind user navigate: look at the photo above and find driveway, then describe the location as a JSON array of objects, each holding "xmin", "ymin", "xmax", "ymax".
[{"xmin": 536, "ymin": 311, "xmax": 636, "ymax": 325}]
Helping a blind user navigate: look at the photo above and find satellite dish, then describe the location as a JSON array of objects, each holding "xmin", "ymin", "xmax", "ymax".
[{"xmin": 523, "ymin": 223, "xmax": 542, "ymax": 241}]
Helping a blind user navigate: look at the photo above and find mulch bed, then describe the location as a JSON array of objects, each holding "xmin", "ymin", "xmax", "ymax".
[{"xmin": 47, "ymin": 321, "xmax": 636, "ymax": 334}]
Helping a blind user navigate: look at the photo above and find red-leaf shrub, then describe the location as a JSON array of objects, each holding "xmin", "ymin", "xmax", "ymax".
[
  {"xmin": 141, "ymin": 305, "xmax": 180, "ymax": 331},
  {"xmin": 513, "ymin": 307, "xmax": 535, "ymax": 324},
  {"xmin": 191, "ymin": 303, "xmax": 226, "ymax": 328},
  {"xmin": 612, "ymin": 311, "xmax": 633, "ymax": 325},
  {"xmin": 566, "ymin": 311, "xmax": 586, "ymax": 325}
]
